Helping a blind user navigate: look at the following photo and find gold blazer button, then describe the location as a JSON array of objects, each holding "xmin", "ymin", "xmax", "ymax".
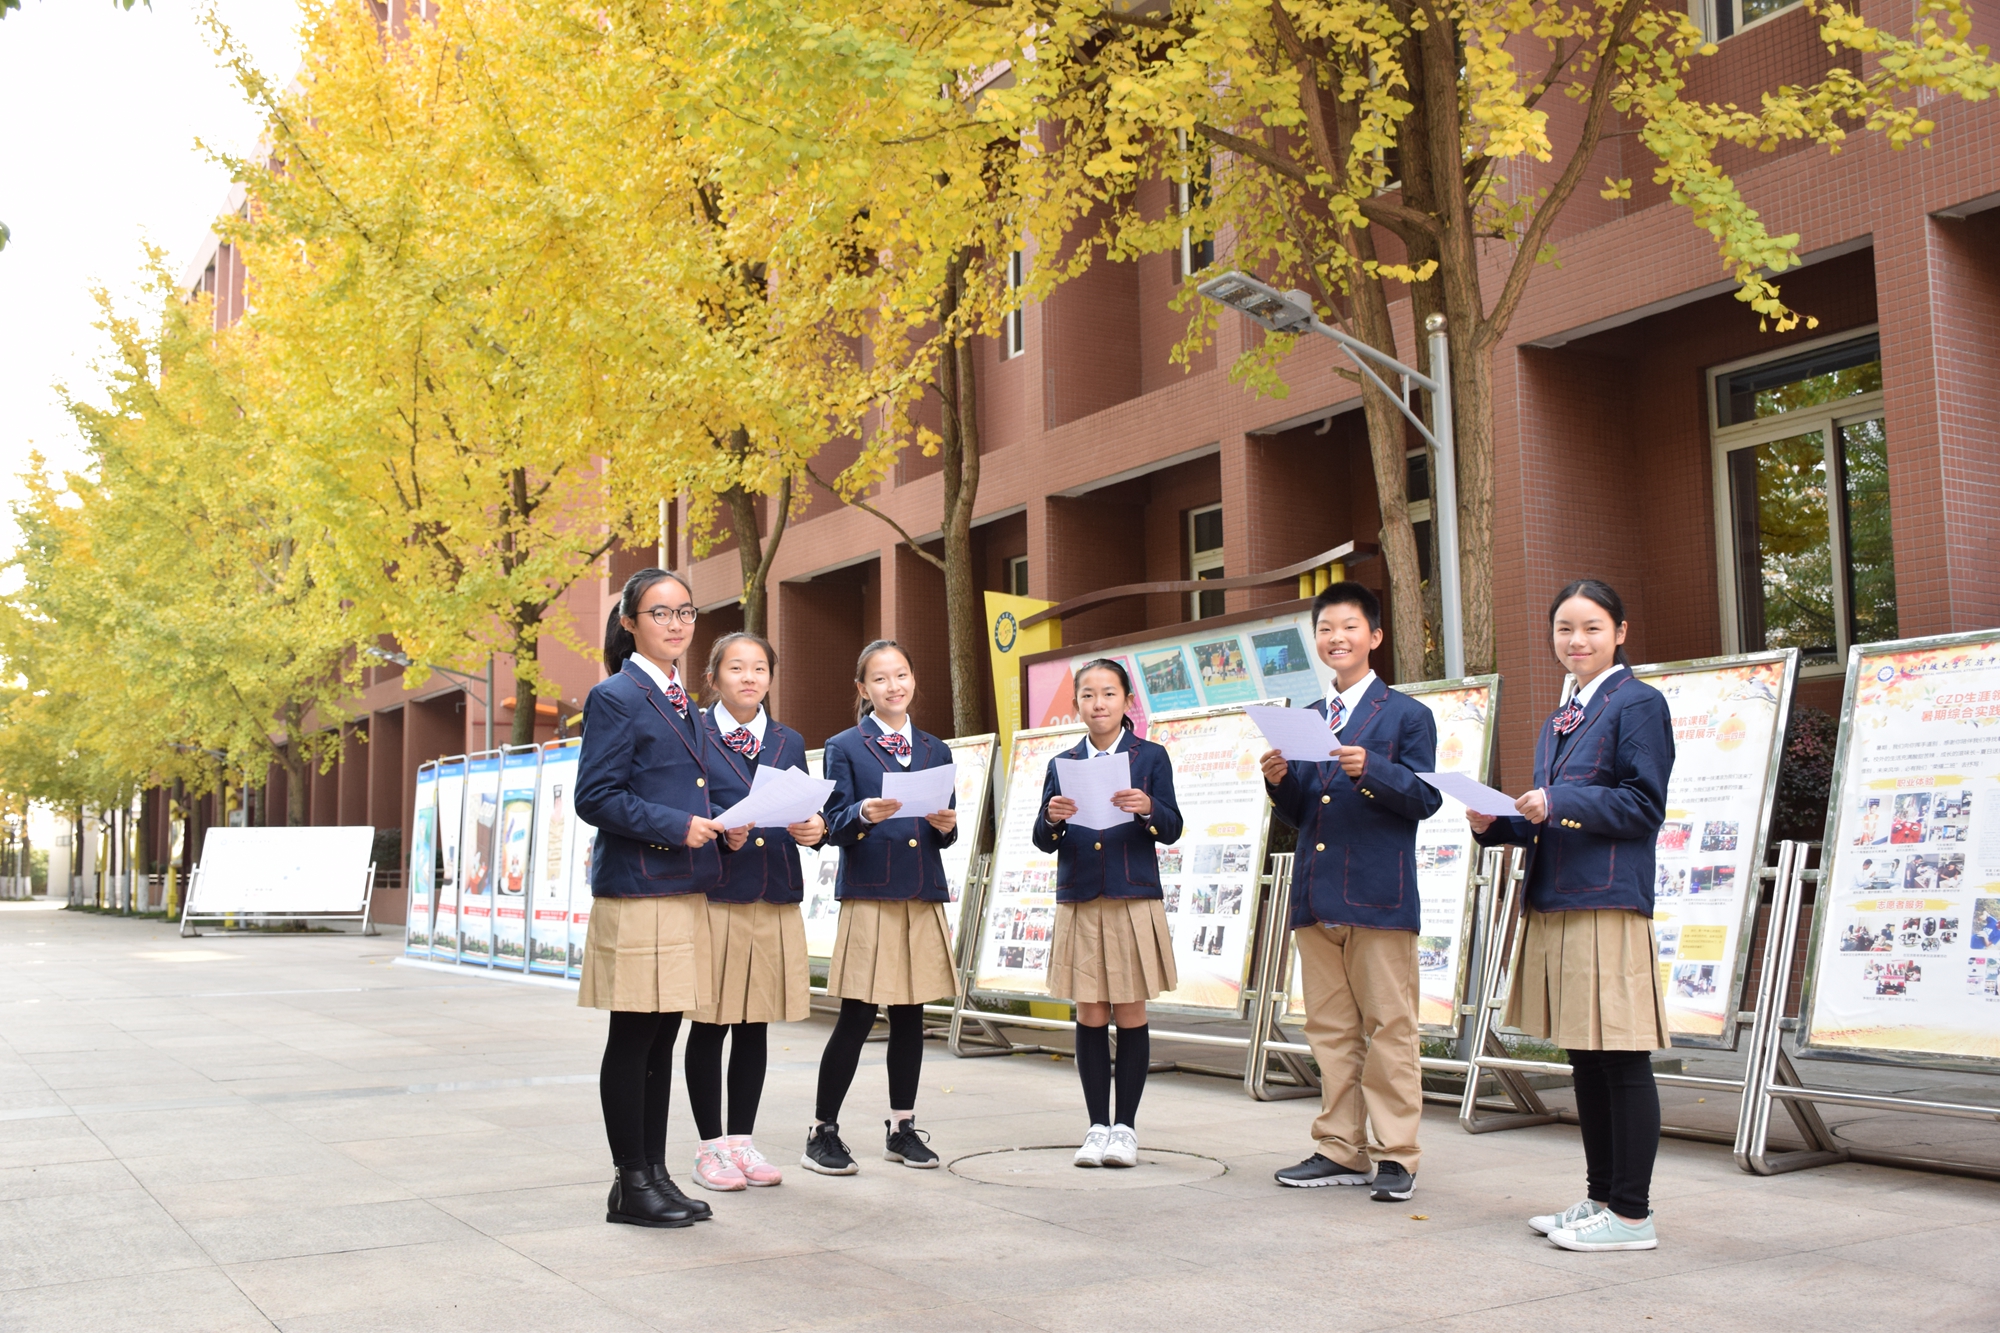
[
  {"xmin": 1321, "ymin": 794, "xmax": 1331, "ymax": 804},
  {"xmin": 696, "ymin": 778, "xmax": 705, "ymax": 788},
  {"xmin": 1315, "ymin": 842, "xmax": 1326, "ymax": 852},
  {"xmin": 755, "ymin": 837, "xmax": 766, "ymax": 847},
  {"xmin": 908, "ymin": 838, "xmax": 919, "ymax": 848},
  {"xmin": 1094, "ymin": 842, "xmax": 1103, "ymax": 851}
]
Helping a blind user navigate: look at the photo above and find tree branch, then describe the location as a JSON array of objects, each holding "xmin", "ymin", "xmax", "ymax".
[
  {"xmin": 800, "ymin": 462, "xmax": 947, "ymax": 573},
  {"xmin": 1193, "ymin": 123, "xmax": 1309, "ymax": 184}
]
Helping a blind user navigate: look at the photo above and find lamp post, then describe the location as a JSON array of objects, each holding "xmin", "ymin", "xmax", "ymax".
[
  {"xmin": 366, "ymin": 647, "xmax": 497, "ymax": 751},
  {"xmin": 1198, "ymin": 272, "xmax": 1465, "ymax": 678}
]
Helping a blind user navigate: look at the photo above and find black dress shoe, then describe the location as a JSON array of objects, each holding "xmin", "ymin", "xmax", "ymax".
[
  {"xmin": 606, "ymin": 1166, "xmax": 699, "ymax": 1228},
  {"xmin": 1369, "ymin": 1160, "xmax": 1415, "ymax": 1201},
  {"xmin": 647, "ymin": 1163, "xmax": 714, "ymax": 1221},
  {"xmin": 1273, "ymin": 1152, "xmax": 1374, "ymax": 1188}
]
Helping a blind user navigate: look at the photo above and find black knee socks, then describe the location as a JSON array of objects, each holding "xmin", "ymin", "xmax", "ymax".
[
  {"xmin": 815, "ymin": 1000, "xmax": 926, "ymax": 1123},
  {"xmin": 600, "ymin": 1010, "xmax": 682, "ymax": 1169},
  {"xmin": 885, "ymin": 1004, "xmax": 923, "ymax": 1112},
  {"xmin": 684, "ymin": 1021, "xmax": 770, "ymax": 1141},
  {"xmin": 1075, "ymin": 1023, "xmax": 1112, "ymax": 1126},
  {"xmin": 1114, "ymin": 1025, "xmax": 1150, "ymax": 1129},
  {"xmin": 1567, "ymin": 1048, "xmax": 1660, "ymax": 1218}
]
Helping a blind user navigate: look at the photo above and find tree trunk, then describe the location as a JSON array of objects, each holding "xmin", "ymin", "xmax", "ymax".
[
  {"xmin": 1452, "ymin": 337, "xmax": 1496, "ymax": 673},
  {"xmin": 280, "ymin": 704, "xmax": 310, "ymax": 826},
  {"xmin": 719, "ymin": 427, "xmax": 792, "ymax": 640},
  {"xmin": 936, "ymin": 253, "xmax": 987, "ymax": 739},
  {"xmin": 508, "ymin": 598, "xmax": 548, "ymax": 747}
]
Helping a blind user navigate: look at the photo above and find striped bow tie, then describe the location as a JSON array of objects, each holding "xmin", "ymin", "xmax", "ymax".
[
  {"xmin": 1551, "ymin": 700, "xmax": 1587, "ymax": 735},
  {"xmin": 1326, "ymin": 698, "xmax": 1346, "ymax": 735},
  {"xmin": 722, "ymin": 727, "xmax": 760, "ymax": 759},
  {"xmin": 875, "ymin": 732, "xmax": 913, "ymax": 759},
  {"xmin": 662, "ymin": 678, "xmax": 690, "ymax": 719}
]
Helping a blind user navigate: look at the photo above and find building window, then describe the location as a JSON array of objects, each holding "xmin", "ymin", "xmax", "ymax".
[
  {"xmin": 1710, "ymin": 331, "xmax": 1894, "ymax": 670},
  {"xmin": 1006, "ymin": 555, "xmax": 1029, "ymax": 597},
  {"xmin": 1405, "ymin": 448, "xmax": 1434, "ymax": 582},
  {"xmin": 1689, "ymin": 0, "xmax": 1800, "ymax": 41},
  {"xmin": 1004, "ymin": 251, "xmax": 1026, "ymax": 359},
  {"xmin": 1173, "ymin": 130, "xmax": 1214, "ymax": 284},
  {"xmin": 1188, "ymin": 504, "xmax": 1225, "ymax": 619}
]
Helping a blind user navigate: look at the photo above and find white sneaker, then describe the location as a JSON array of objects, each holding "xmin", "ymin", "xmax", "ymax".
[
  {"xmin": 1102, "ymin": 1124, "xmax": 1139, "ymax": 1168},
  {"xmin": 1548, "ymin": 1208, "xmax": 1658, "ymax": 1252},
  {"xmin": 1074, "ymin": 1124, "xmax": 1110, "ymax": 1168},
  {"xmin": 1529, "ymin": 1199, "xmax": 1603, "ymax": 1236}
]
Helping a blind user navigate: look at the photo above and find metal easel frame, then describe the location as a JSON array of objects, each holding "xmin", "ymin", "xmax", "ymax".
[{"xmin": 179, "ymin": 861, "xmax": 380, "ymax": 937}]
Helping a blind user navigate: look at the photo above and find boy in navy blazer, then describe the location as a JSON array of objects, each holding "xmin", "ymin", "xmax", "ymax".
[{"xmin": 1259, "ymin": 583, "xmax": 1441, "ymax": 1202}]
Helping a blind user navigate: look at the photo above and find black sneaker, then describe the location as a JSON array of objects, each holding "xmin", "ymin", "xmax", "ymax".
[
  {"xmin": 1274, "ymin": 1152, "xmax": 1374, "ymax": 1188},
  {"xmin": 884, "ymin": 1116, "xmax": 940, "ymax": 1168},
  {"xmin": 1370, "ymin": 1160, "xmax": 1415, "ymax": 1201},
  {"xmin": 802, "ymin": 1122, "xmax": 859, "ymax": 1176}
]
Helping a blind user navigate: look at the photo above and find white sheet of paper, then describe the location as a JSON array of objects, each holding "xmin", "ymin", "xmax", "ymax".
[
  {"xmin": 880, "ymin": 763, "xmax": 958, "ymax": 819},
  {"xmin": 1418, "ymin": 771, "xmax": 1522, "ymax": 818},
  {"xmin": 715, "ymin": 764, "xmax": 837, "ymax": 829},
  {"xmin": 1243, "ymin": 703, "xmax": 1343, "ymax": 763},
  {"xmin": 1054, "ymin": 751, "xmax": 1133, "ymax": 831}
]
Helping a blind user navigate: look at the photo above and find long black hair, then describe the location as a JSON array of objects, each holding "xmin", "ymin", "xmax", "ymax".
[
  {"xmin": 1547, "ymin": 578, "xmax": 1631, "ymax": 669},
  {"xmin": 852, "ymin": 638, "xmax": 913, "ymax": 724},
  {"xmin": 1075, "ymin": 657, "xmax": 1137, "ymax": 731},
  {"xmin": 602, "ymin": 567, "xmax": 696, "ymax": 675}
]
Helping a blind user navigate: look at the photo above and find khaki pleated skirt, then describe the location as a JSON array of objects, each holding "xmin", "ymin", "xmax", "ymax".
[
  {"xmin": 577, "ymin": 893, "xmax": 713, "ymax": 1013},
  {"xmin": 1047, "ymin": 896, "xmax": 1179, "ymax": 1004},
  {"xmin": 826, "ymin": 899, "xmax": 960, "ymax": 1006},
  {"xmin": 693, "ymin": 899, "xmax": 810, "ymax": 1025},
  {"xmin": 1506, "ymin": 907, "xmax": 1670, "ymax": 1051}
]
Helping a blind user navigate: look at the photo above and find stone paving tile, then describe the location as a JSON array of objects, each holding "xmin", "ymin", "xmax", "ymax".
[{"xmin": 0, "ymin": 1266, "xmax": 278, "ymax": 1333}]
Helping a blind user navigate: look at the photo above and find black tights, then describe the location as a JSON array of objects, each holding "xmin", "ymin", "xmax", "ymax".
[
  {"xmin": 1567, "ymin": 1048, "xmax": 1661, "ymax": 1218},
  {"xmin": 1074, "ymin": 1023, "xmax": 1151, "ymax": 1129},
  {"xmin": 684, "ymin": 1021, "xmax": 769, "ymax": 1140},
  {"xmin": 815, "ymin": 999, "xmax": 923, "ymax": 1124},
  {"xmin": 600, "ymin": 1011, "xmax": 682, "ymax": 1169}
]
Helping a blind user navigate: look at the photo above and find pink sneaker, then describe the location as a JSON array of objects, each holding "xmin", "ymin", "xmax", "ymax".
[
  {"xmin": 726, "ymin": 1134, "xmax": 783, "ymax": 1187},
  {"xmin": 693, "ymin": 1138, "xmax": 747, "ymax": 1191}
]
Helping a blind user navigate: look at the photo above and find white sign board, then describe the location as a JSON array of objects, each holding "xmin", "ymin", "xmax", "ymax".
[{"xmin": 190, "ymin": 826, "xmax": 375, "ymax": 915}]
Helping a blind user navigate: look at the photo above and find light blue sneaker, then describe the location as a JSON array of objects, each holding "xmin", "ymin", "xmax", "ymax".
[
  {"xmin": 1548, "ymin": 1208, "xmax": 1657, "ymax": 1252},
  {"xmin": 1529, "ymin": 1199, "xmax": 1603, "ymax": 1236}
]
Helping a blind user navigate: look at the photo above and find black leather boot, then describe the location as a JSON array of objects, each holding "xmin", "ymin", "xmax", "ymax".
[
  {"xmin": 606, "ymin": 1166, "xmax": 699, "ymax": 1228},
  {"xmin": 647, "ymin": 1163, "xmax": 714, "ymax": 1221}
]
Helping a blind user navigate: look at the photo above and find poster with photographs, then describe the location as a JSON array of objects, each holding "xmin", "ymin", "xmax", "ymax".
[
  {"xmin": 564, "ymin": 809, "xmax": 598, "ymax": 981},
  {"xmin": 1803, "ymin": 632, "xmax": 2000, "ymax": 1065},
  {"xmin": 1640, "ymin": 652, "xmax": 1795, "ymax": 1043},
  {"xmin": 431, "ymin": 758, "xmax": 466, "ymax": 961},
  {"xmin": 456, "ymin": 752, "xmax": 503, "ymax": 964},
  {"xmin": 404, "ymin": 764, "xmax": 438, "ymax": 956},
  {"xmin": 489, "ymin": 747, "xmax": 540, "ymax": 968},
  {"xmin": 1145, "ymin": 707, "xmax": 1276, "ymax": 1014},
  {"xmin": 973, "ymin": 724, "xmax": 1087, "ymax": 996},
  {"xmin": 527, "ymin": 740, "xmax": 579, "ymax": 975},
  {"xmin": 1285, "ymin": 677, "xmax": 1502, "ymax": 1033},
  {"xmin": 797, "ymin": 749, "xmax": 842, "ymax": 959}
]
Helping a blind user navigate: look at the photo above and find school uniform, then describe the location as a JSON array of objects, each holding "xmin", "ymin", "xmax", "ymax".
[
  {"xmin": 573, "ymin": 656, "xmax": 721, "ymax": 1014},
  {"xmin": 695, "ymin": 704, "xmax": 812, "ymax": 1026},
  {"xmin": 1265, "ymin": 672, "xmax": 1442, "ymax": 1172},
  {"xmin": 821, "ymin": 714, "xmax": 961, "ymax": 1006},
  {"xmin": 1030, "ymin": 730, "xmax": 1184, "ymax": 1003},
  {"xmin": 1474, "ymin": 665, "xmax": 1675, "ymax": 1051}
]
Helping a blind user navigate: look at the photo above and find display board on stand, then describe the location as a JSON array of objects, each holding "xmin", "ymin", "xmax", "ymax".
[
  {"xmin": 456, "ymin": 751, "xmax": 503, "ymax": 964},
  {"xmin": 181, "ymin": 826, "xmax": 379, "ymax": 935},
  {"xmin": 528, "ymin": 739, "xmax": 580, "ymax": 975},
  {"xmin": 432, "ymin": 758, "xmax": 466, "ymax": 961},
  {"xmin": 404, "ymin": 762, "xmax": 439, "ymax": 956},
  {"xmin": 491, "ymin": 746, "xmax": 541, "ymax": 968}
]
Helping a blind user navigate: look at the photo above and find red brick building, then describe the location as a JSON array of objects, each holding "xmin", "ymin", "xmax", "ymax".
[{"xmin": 148, "ymin": 6, "xmax": 2000, "ymax": 918}]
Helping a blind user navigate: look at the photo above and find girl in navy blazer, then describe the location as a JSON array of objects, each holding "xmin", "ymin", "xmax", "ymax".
[
  {"xmin": 1030, "ymin": 659, "xmax": 1183, "ymax": 1168},
  {"xmin": 803, "ymin": 639, "xmax": 960, "ymax": 1177},
  {"xmin": 574, "ymin": 568, "xmax": 742, "ymax": 1230},
  {"xmin": 683, "ymin": 631, "xmax": 824, "ymax": 1193},
  {"xmin": 1470, "ymin": 578, "xmax": 1676, "ymax": 1253}
]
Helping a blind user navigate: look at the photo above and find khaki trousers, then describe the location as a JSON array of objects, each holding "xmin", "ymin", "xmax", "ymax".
[{"xmin": 1294, "ymin": 923, "xmax": 1423, "ymax": 1172}]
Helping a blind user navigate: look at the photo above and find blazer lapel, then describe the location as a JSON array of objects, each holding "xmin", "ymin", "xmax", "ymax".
[
  {"xmin": 1343, "ymin": 677, "xmax": 1390, "ymax": 746},
  {"xmin": 1554, "ymin": 672, "xmax": 1625, "ymax": 781},
  {"xmin": 860, "ymin": 715, "xmax": 897, "ymax": 773},
  {"xmin": 623, "ymin": 659, "xmax": 706, "ymax": 769},
  {"xmin": 707, "ymin": 711, "xmax": 755, "ymax": 787}
]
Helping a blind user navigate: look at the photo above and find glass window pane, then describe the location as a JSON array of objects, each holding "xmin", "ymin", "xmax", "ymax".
[
  {"xmin": 1191, "ymin": 507, "xmax": 1224, "ymax": 553},
  {"xmin": 1739, "ymin": 0, "xmax": 1797, "ymax": 23},
  {"xmin": 1728, "ymin": 431, "xmax": 1838, "ymax": 665},
  {"xmin": 1196, "ymin": 568, "xmax": 1225, "ymax": 619},
  {"xmin": 1839, "ymin": 417, "xmax": 1897, "ymax": 645},
  {"xmin": 1406, "ymin": 452, "xmax": 1431, "ymax": 504},
  {"xmin": 1718, "ymin": 336, "xmax": 1880, "ymax": 427}
]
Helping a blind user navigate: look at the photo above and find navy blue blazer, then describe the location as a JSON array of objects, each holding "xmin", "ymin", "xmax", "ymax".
[
  {"xmin": 1474, "ymin": 668, "xmax": 1675, "ymax": 914},
  {"xmin": 1266, "ymin": 677, "xmax": 1444, "ymax": 932},
  {"xmin": 1029, "ymin": 731, "xmax": 1184, "ymax": 902},
  {"xmin": 574, "ymin": 659, "xmax": 723, "ymax": 898},
  {"xmin": 701, "ymin": 710, "xmax": 810, "ymax": 906},
  {"xmin": 822, "ymin": 715, "xmax": 958, "ymax": 901}
]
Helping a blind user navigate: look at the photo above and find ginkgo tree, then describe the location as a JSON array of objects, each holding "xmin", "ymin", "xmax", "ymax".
[{"xmin": 982, "ymin": 0, "xmax": 2000, "ymax": 676}]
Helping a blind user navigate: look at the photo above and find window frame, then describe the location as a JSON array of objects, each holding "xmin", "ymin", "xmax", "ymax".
[
  {"xmin": 1706, "ymin": 325, "xmax": 1888, "ymax": 674},
  {"xmin": 1006, "ymin": 555, "xmax": 1029, "ymax": 598},
  {"xmin": 1688, "ymin": 0, "xmax": 1803, "ymax": 42},
  {"xmin": 1004, "ymin": 250, "xmax": 1026, "ymax": 359},
  {"xmin": 1188, "ymin": 503, "xmax": 1226, "ymax": 619}
]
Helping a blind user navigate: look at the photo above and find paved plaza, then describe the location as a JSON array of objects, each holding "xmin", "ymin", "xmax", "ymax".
[{"xmin": 3, "ymin": 900, "xmax": 1995, "ymax": 1332}]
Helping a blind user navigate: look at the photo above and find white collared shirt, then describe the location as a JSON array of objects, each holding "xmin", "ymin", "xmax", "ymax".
[
  {"xmin": 711, "ymin": 703, "xmax": 768, "ymax": 746},
  {"xmin": 629, "ymin": 654, "xmax": 685, "ymax": 699},
  {"xmin": 1088, "ymin": 733, "xmax": 1124, "ymax": 759},
  {"xmin": 1568, "ymin": 664, "xmax": 1624, "ymax": 709},
  {"xmin": 1325, "ymin": 670, "xmax": 1377, "ymax": 737},
  {"xmin": 874, "ymin": 714, "xmax": 914, "ymax": 767}
]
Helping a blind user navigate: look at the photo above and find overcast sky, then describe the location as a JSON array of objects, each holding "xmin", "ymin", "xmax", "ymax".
[{"xmin": 0, "ymin": 0, "xmax": 301, "ymax": 562}]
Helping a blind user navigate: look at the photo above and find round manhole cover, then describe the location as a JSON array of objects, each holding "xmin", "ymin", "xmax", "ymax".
[{"xmin": 947, "ymin": 1145, "xmax": 1227, "ymax": 1190}]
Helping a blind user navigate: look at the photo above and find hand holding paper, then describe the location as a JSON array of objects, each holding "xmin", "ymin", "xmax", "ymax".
[
  {"xmin": 1053, "ymin": 752, "xmax": 1133, "ymax": 830},
  {"xmin": 1417, "ymin": 770, "xmax": 1522, "ymax": 818},
  {"xmin": 1244, "ymin": 704, "xmax": 1342, "ymax": 763},
  {"xmin": 714, "ymin": 765, "xmax": 837, "ymax": 829},
  {"xmin": 880, "ymin": 764, "xmax": 958, "ymax": 820}
]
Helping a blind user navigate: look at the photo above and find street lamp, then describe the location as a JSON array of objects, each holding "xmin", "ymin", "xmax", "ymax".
[
  {"xmin": 1200, "ymin": 271, "xmax": 1465, "ymax": 678},
  {"xmin": 365, "ymin": 646, "xmax": 497, "ymax": 751}
]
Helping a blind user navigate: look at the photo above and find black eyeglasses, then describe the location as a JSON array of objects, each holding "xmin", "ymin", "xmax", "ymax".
[{"xmin": 640, "ymin": 605, "xmax": 699, "ymax": 626}]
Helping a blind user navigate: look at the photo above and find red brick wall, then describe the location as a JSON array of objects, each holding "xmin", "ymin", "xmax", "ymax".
[{"xmin": 777, "ymin": 561, "xmax": 874, "ymax": 746}]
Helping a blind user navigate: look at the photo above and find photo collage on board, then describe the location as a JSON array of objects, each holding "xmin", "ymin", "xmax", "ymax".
[{"xmin": 1838, "ymin": 778, "xmax": 1978, "ymax": 1000}]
